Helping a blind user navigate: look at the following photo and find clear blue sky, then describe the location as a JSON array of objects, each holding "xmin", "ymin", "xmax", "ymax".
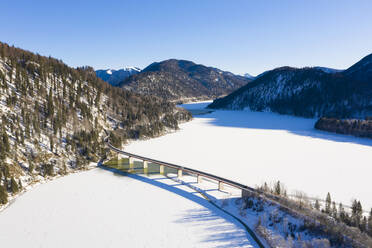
[{"xmin": 1, "ymin": 0, "xmax": 372, "ymax": 75}]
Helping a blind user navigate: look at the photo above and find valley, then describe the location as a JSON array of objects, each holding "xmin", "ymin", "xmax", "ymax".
[
  {"xmin": 2, "ymin": 1, "xmax": 372, "ymax": 247},
  {"xmin": 126, "ymin": 102, "xmax": 372, "ymax": 210}
]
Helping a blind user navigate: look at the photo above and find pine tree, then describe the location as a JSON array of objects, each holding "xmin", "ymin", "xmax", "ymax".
[
  {"xmin": 0, "ymin": 184, "xmax": 7, "ymax": 204},
  {"xmin": 274, "ymin": 180, "xmax": 281, "ymax": 195},
  {"xmin": 361, "ymin": 216, "xmax": 367, "ymax": 232},
  {"xmin": 10, "ymin": 177, "xmax": 19, "ymax": 194},
  {"xmin": 339, "ymin": 203, "xmax": 346, "ymax": 222},
  {"xmin": 50, "ymin": 136, "xmax": 54, "ymax": 152},
  {"xmin": 2, "ymin": 130, "xmax": 10, "ymax": 153},
  {"xmin": 351, "ymin": 200, "xmax": 363, "ymax": 227},
  {"xmin": 47, "ymin": 87, "xmax": 54, "ymax": 118},
  {"xmin": 325, "ymin": 192, "xmax": 331, "ymax": 214},
  {"xmin": 314, "ymin": 199, "xmax": 320, "ymax": 210},
  {"xmin": 28, "ymin": 160, "xmax": 34, "ymax": 174},
  {"xmin": 332, "ymin": 201, "xmax": 338, "ymax": 219},
  {"xmin": 368, "ymin": 208, "xmax": 372, "ymax": 236}
]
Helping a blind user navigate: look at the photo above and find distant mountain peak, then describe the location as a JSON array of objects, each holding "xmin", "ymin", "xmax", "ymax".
[
  {"xmin": 242, "ymin": 73, "xmax": 255, "ymax": 80},
  {"xmin": 96, "ymin": 67, "xmax": 141, "ymax": 86}
]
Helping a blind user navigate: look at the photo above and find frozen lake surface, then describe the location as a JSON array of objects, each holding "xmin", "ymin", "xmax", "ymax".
[
  {"xmin": 126, "ymin": 102, "xmax": 372, "ymax": 209},
  {"xmin": 0, "ymin": 168, "xmax": 256, "ymax": 248}
]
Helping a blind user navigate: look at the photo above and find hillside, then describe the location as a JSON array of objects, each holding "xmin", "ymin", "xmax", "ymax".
[
  {"xmin": 209, "ymin": 54, "xmax": 372, "ymax": 118},
  {"xmin": 96, "ymin": 67, "xmax": 140, "ymax": 86},
  {"xmin": 0, "ymin": 42, "xmax": 191, "ymax": 206},
  {"xmin": 118, "ymin": 59, "xmax": 251, "ymax": 102}
]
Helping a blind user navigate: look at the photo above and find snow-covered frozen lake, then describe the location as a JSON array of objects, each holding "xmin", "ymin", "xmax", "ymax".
[
  {"xmin": 0, "ymin": 168, "xmax": 257, "ymax": 248},
  {"xmin": 126, "ymin": 102, "xmax": 372, "ymax": 210}
]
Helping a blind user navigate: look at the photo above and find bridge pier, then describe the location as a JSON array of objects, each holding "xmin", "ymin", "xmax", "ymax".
[
  {"xmin": 197, "ymin": 175, "xmax": 202, "ymax": 184},
  {"xmin": 218, "ymin": 181, "xmax": 224, "ymax": 191},
  {"xmin": 143, "ymin": 160, "xmax": 148, "ymax": 175},
  {"xmin": 129, "ymin": 156, "xmax": 134, "ymax": 169},
  {"xmin": 116, "ymin": 153, "xmax": 124, "ymax": 169},
  {"xmin": 118, "ymin": 153, "xmax": 125, "ymax": 160},
  {"xmin": 160, "ymin": 165, "xmax": 165, "ymax": 175},
  {"xmin": 177, "ymin": 169, "xmax": 183, "ymax": 178}
]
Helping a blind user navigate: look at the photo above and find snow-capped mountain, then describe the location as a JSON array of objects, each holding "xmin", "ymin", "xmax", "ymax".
[
  {"xmin": 96, "ymin": 67, "xmax": 141, "ymax": 86},
  {"xmin": 119, "ymin": 59, "xmax": 252, "ymax": 102},
  {"xmin": 209, "ymin": 53, "xmax": 372, "ymax": 118},
  {"xmin": 242, "ymin": 73, "xmax": 255, "ymax": 80}
]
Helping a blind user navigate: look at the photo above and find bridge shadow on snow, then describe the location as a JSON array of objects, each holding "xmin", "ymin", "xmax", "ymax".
[
  {"xmin": 98, "ymin": 165, "xmax": 256, "ymax": 248},
  {"xmin": 189, "ymin": 107, "xmax": 372, "ymax": 147}
]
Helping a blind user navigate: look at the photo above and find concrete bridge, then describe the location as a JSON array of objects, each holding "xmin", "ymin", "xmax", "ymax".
[{"xmin": 106, "ymin": 142, "xmax": 255, "ymax": 199}]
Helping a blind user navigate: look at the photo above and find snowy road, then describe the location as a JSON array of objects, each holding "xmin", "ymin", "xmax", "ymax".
[
  {"xmin": 126, "ymin": 102, "xmax": 372, "ymax": 209},
  {"xmin": 0, "ymin": 168, "xmax": 257, "ymax": 248}
]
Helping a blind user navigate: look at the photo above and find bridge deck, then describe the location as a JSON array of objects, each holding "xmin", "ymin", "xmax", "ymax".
[{"xmin": 107, "ymin": 142, "xmax": 255, "ymax": 193}]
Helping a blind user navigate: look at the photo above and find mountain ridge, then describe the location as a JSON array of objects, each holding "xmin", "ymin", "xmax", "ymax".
[
  {"xmin": 118, "ymin": 59, "xmax": 251, "ymax": 102},
  {"xmin": 0, "ymin": 42, "xmax": 191, "ymax": 206},
  {"xmin": 208, "ymin": 53, "xmax": 372, "ymax": 118}
]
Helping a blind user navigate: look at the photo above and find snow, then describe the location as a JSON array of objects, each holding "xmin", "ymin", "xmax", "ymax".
[
  {"xmin": 314, "ymin": 67, "xmax": 343, "ymax": 73},
  {"xmin": 242, "ymin": 73, "xmax": 255, "ymax": 79},
  {"xmin": 124, "ymin": 66, "xmax": 141, "ymax": 72},
  {"xmin": 125, "ymin": 102, "xmax": 372, "ymax": 210},
  {"xmin": 176, "ymin": 175, "xmax": 320, "ymax": 246},
  {"xmin": 0, "ymin": 168, "xmax": 257, "ymax": 248},
  {"xmin": 106, "ymin": 69, "xmax": 112, "ymax": 74}
]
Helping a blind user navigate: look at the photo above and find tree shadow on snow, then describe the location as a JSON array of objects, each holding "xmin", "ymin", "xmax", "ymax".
[{"xmin": 98, "ymin": 165, "xmax": 257, "ymax": 248}]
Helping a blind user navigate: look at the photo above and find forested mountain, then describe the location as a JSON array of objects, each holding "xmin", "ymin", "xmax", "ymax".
[
  {"xmin": 209, "ymin": 54, "xmax": 372, "ymax": 118},
  {"xmin": 96, "ymin": 67, "xmax": 140, "ymax": 86},
  {"xmin": 118, "ymin": 59, "xmax": 251, "ymax": 102},
  {"xmin": 0, "ymin": 42, "xmax": 191, "ymax": 205}
]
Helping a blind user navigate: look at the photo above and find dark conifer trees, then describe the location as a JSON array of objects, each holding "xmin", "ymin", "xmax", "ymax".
[
  {"xmin": 368, "ymin": 208, "xmax": 372, "ymax": 236},
  {"xmin": 10, "ymin": 177, "xmax": 19, "ymax": 194},
  {"xmin": 314, "ymin": 199, "xmax": 320, "ymax": 210},
  {"xmin": 325, "ymin": 192, "xmax": 331, "ymax": 214},
  {"xmin": 274, "ymin": 181, "xmax": 281, "ymax": 195},
  {"xmin": 0, "ymin": 185, "xmax": 7, "ymax": 204},
  {"xmin": 351, "ymin": 200, "xmax": 363, "ymax": 228},
  {"xmin": 0, "ymin": 41, "xmax": 190, "ymax": 207}
]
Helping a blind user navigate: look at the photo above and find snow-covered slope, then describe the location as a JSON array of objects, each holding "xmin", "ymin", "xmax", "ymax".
[{"xmin": 0, "ymin": 42, "xmax": 190, "ymax": 209}]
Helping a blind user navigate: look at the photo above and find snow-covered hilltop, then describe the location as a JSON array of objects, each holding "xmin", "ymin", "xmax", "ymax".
[
  {"xmin": 95, "ymin": 67, "xmax": 141, "ymax": 86},
  {"xmin": 209, "ymin": 54, "xmax": 372, "ymax": 118}
]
